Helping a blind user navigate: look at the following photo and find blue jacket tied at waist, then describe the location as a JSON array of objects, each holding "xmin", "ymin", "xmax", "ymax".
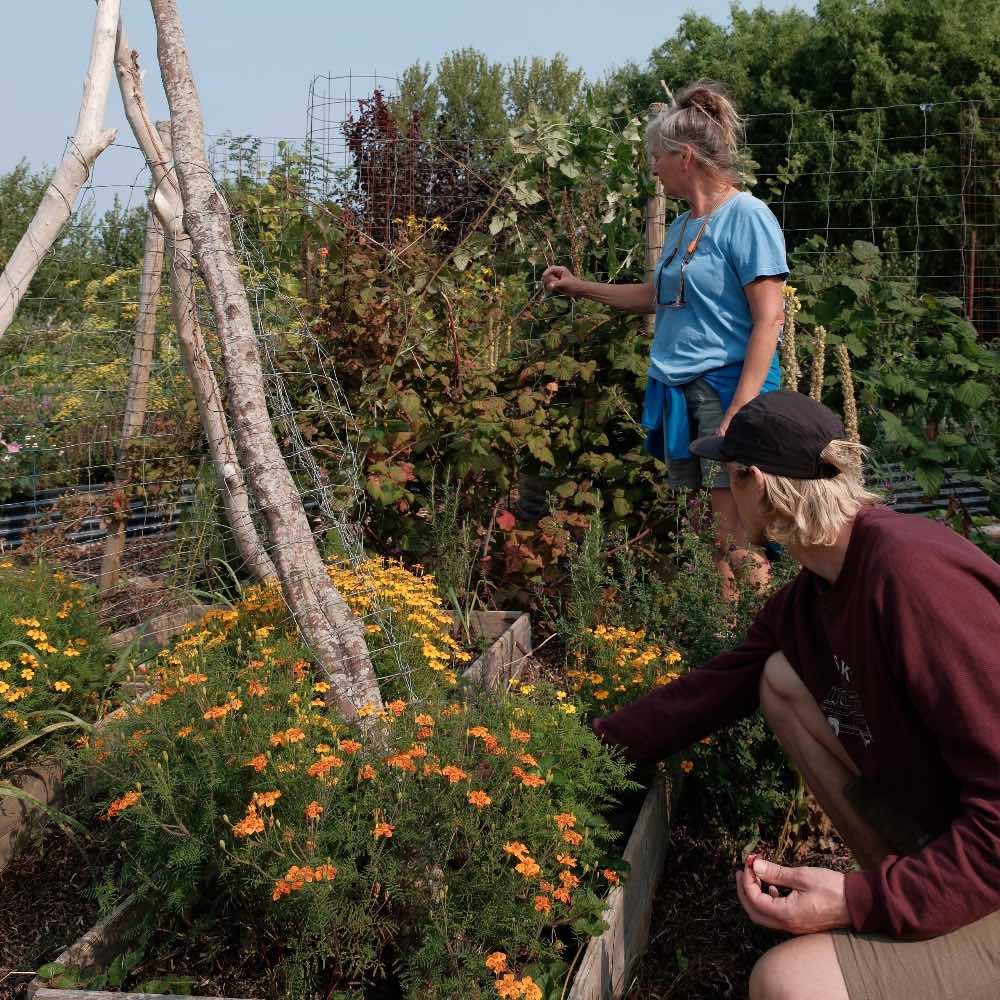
[{"xmin": 642, "ymin": 355, "xmax": 781, "ymax": 463}]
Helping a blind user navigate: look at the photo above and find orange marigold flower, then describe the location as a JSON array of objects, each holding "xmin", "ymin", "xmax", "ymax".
[
  {"xmin": 177, "ymin": 725, "xmax": 193, "ymax": 738},
  {"xmin": 509, "ymin": 725, "xmax": 531, "ymax": 744},
  {"xmin": 338, "ymin": 739, "xmax": 362, "ymax": 754},
  {"xmin": 467, "ymin": 789, "xmax": 491, "ymax": 808},
  {"xmin": 358, "ymin": 764, "xmax": 376, "ymax": 780},
  {"xmin": 554, "ymin": 812, "xmax": 576, "ymax": 830},
  {"xmin": 484, "ymin": 951, "xmax": 508, "ymax": 974},
  {"xmin": 520, "ymin": 773, "xmax": 546, "ymax": 789},
  {"xmin": 314, "ymin": 863, "xmax": 337, "ymax": 881},
  {"xmin": 483, "ymin": 735, "xmax": 506, "ymax": 756},
  {"xmin": 516, "ymin": 752, "xmax": 538, "ymax": 767},
  {"xmin": 414, "ymin": 713, "xmax": 434, "ymax": 726},
  {"xmin": 466, "ymin": 725, "xmax": 491, "ymax": 739},
  {"xmin": 503, "ymin": 841, "xmax": 530, "ymax": 859},
  {"xmin": 534, "ymin": 894, "xmax": 552, "ymax": 913},
  {"xmin": 386, "ymin": 753, "xmax": 417, "ymax": 773},
  {"xmin": 253, "ymin": 790, "xmax": 282, "ymax": 808},
  {"xmin": 417, "ymin": 726, "xmax": 433, "ymax": 738},
  {"xmin": 387, "ymin": 699, "xmax": 406, "ymax": 717},
  {"xmin": 408, "ymin": 743, "xmax": 428, "ymax": 759},
  {"xmin": 553, "ymin": 886, "xmax": 571, "ymax": 904},
  {"xmin": 495, "ymin": 974, "xmax": 519, "ymax": 999},
  {"xmin": 243, "ymin": 753, "xmax": 268, "ymax": 773},
  {"xmin": 440, "ymin": 764, "xmax": 469, "ymax": 784},
  {"xmin": 373, "ymin": 821, "xmax": 394, "ymax": 839},
  {"xmin": 308, "ymin": 755, "xmax": 344, "ymax": 777},
  {"xmin": 247, "ymin": 680, "xmax": 269, "ymax": 697},
  {"xmin": 602, "ymin": 869, "xmax": 621, "ymax": 885},
  {"xmin": 559, "ymin": 870, "xmax": 580, "ymax": 890},
  {"xmin": 562, "ymin": 829, "xmax": 584, "ymax": 846},
  {"xmin": 232, "ymin": 807, "xmax": 265, "ymax": 838},
  {"xmin": 515, "ymin": 858, "xmax": 541, "ymax": 879},
  {"xmin": 304, "ymin": 800, "xmax": 324, "ymax": 820},
  {"xmin": 103, "ymin": 790, "xmax": 140, "ymax": 820},
  {"xmin": 681, "ymin": 759, "xmax": 694, "ymax": 774},
  {"xmin": 556, "ymin": 853, "xmax": 577, "ymax": 867},
  {"xmin": 179, "ymin": 672, "xmax": 208, "ymax": 685}
]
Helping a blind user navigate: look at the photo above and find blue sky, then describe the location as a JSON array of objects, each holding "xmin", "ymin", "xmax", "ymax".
[{"xmin": 2, "ymin": 0, "xmax": 810, "ymax": 212}]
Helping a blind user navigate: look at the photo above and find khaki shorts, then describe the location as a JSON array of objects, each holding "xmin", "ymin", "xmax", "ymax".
[
  {"xmin": 832, "ymin": 778, "xmax": 1000, "ymax": 999},
  {"xmin": 832, "ymin": 910, "xmax": 1000, "ymax": 1000}
]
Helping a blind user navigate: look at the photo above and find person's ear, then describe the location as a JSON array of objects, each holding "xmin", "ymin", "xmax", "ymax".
[{"xmin": 748, "ymin": 466, "xmax": 767, "ymax": 503}]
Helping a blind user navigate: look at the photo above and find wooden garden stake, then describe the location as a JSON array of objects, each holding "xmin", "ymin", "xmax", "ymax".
[
  {"xmin": 148, "ymin": 0, "xmax": 383, "ymax": 720},
  {"xmin": 0, "ymin": 0, "xmax": 121, "ymax": 338}
]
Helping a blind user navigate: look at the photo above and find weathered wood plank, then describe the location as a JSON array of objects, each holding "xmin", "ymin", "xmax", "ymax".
[
  {"xmin": 0, "ymin": 760, "xmax": 64, "ymax": 870},
  {"xmin": 460, "ymin": 611, "xmax": 532, "ymax": 688},
  {"xmin": 567, "ymin": 774, "xmax": 675, "ymax": 1000}
]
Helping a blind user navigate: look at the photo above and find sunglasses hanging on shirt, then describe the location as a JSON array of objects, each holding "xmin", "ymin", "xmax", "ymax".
[{"xmin": 656, "ymin": 190, "xmax": 736, "ymax": 309}]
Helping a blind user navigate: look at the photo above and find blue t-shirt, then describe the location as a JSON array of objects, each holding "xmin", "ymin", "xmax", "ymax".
[{"xmin": 649, "ymin": 191, "xmax": 788, "ymax": 387}]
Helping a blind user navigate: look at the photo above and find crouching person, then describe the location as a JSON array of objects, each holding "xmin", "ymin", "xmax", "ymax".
[{"xmin": 591, "ymin": 390, "xmax": 1000, "ymax": 1000}]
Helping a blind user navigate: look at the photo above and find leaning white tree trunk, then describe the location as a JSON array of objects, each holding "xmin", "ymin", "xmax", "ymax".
[
  {"xmin": 0, "ymin": 0, "xmax": 121, "ymax": 337},
  {"xmin": 98, "ymin": 200, "xmax": 165, "ymax": 596},
  {"xmin": 149, "ymin": 0, "xmax": 383, "ymax": 720},
  {"xmin": 113, "ymin": 28, "xmax": 277, "ymax": 586}
]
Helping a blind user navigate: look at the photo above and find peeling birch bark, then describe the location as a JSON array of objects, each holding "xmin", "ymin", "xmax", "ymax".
[
  {"xmin": 98, "ymin": 201, "xmax": 164, "ymax": 596},
  {"xmin": 0, "ymin": 0, "xmax": 121, "ymax": 337},
  {"xmin": 149, "ymin": 0, "xmax": 382, "ymax": 719},
  {"xmin": 113, "ymin": 27, "xmax": 277, "ymax": 585}
]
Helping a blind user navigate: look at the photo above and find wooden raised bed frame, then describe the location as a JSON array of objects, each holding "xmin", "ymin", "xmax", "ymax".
[{"xmin": 25, "ymin": 610, "xmax": 676, "ymax": 1000}]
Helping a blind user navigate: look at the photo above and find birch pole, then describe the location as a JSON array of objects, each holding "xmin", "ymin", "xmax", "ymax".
[
  {"xmin": 148, "ymin": 0, "xmax": 382, "ymax": 720},
  {"xmin": 113, "ymin": 29, "xmax": 277, "ymax": 585},
  {"xmin": 0, "ymin": 0, "xmax": 121, "ymax": 338}
]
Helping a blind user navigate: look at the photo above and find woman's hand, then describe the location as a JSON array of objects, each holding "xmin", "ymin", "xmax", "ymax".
[
  {"xmin": 542, "ymin": 265, "xmax": 579, "ymax": 297},
  {"xmin": 736, "ymin": 855, "xmax": 851, "ymax": 934}
]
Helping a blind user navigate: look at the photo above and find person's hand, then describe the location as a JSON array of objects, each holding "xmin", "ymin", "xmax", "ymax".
[
  {"xmin": 735, "ymin": 855, "xmax": 851, "ymax": 934},
  {"xmin": 542, "ymin": 265, "xmax": 579, "ymax": 297}
]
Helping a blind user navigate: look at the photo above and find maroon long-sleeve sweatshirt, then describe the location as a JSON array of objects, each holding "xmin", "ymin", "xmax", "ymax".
[{"xmin": 593, "ymin": 504, "xmax": 1000, "ymax": 940}]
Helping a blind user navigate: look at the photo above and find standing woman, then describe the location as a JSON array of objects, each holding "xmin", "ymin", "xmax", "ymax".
[{"xmin": 542, "ymin": 81, "xmax": 787, "ymax": 594}]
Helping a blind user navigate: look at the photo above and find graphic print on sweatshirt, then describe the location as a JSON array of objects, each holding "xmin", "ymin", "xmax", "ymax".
[{"xmin": 821, "ymin": 678, "xmax": 873, "ymax": 748}]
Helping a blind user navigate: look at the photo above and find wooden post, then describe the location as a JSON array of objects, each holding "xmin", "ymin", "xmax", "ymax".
[
  {"xmin": 0, "ymin": 0, "xmax": 121, "ymax": 338},
  {"xmin": 149, "ymin": 0, "xmax": 383, "ymax": 721},
  {"xmin": 644, "ymin": 103, "xmax": 667, "ymax": 337},
  {"xmin": 99, "ymin": 200, "xmax": 165, "ymax": 597}
]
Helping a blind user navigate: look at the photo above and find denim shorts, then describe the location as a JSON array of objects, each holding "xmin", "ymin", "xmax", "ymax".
[{"xmin": 665, "ymin": 377, "xmax": 730, "ymax": 491}]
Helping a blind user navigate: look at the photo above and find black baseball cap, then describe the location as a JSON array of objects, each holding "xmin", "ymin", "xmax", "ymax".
[{"xmin": 690, "ymin": 390, "xmax": 845, "ymax": 479}]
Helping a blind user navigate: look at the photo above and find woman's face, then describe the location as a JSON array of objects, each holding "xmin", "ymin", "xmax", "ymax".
[{"xmin": 650, "ymin": 144, "xmax": 689, "ymax": 198}]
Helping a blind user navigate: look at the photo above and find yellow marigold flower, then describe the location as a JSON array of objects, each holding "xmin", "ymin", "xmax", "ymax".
[
  {"xmin": 0, "ymin": 660, "xmax": 10, "ymax": 671},
  {"xmin": 62, "ymin": 647, "xmax": 80, "ymax": 657},
  {"xmin": 313, "ymin": 681, "xmax": 330, "ymax": 693},
  {"xmin": 467, "ymin": 789, "xmax": 491, "ymax": 808},
  {"xmin": 315, "ymin": 743, "xmax": 332, "ymax": 754},
  {"xmin": 534, "ymin": 894, "xmax": 552, "ymax": 913},
  {"xmin": 681, "ymin": 759, "xmax": 694, "ymax": 774},
  {"xmin": 484, "ymin": 951, "xmax": 507, "ymax": 974},
  {"xmin": 667, "ymin": 650, "xmax": 682, "ymax": 665},
  {"xmin": 304, "ymin": 800, "xmax": 324, "ymax": 820},
  {"xmin": 373, "ymin": 821, "xmax": 394, "ymax": 839},
  {"xmin": 594, "ymin": 690, "xmax": 609, "ymax": 701},
  {"xmin": 104, "ymin": 790, "xmax": 141, "ymax": 820},
  {"xmin": 558, "ymin": 703, "xmax": 577, "ymax": 715},
  {"xmin": 25, "ymin": 628, "xmax": 48, "ymax": 642},
  {"xmin": 52, "ymin": 680, "xmax": 71, "ymax": 693},
  {"xmin": 243, "ymin": 753, "xmax": 268, "ymax": 773},
  {"xmin": 20, "ymin": 668, "xmax": 34, "ymax": 681}
]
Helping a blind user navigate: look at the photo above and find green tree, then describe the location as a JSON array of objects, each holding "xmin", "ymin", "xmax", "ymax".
[{"xmin": 506, "ymin": 54, "xmax": 585, "ymax": 119}]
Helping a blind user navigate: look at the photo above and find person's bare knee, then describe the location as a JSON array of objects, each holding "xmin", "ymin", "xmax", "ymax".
[{"xmin": 749, "ymin": 934, "xmax": 849, "ymax": 1000}]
